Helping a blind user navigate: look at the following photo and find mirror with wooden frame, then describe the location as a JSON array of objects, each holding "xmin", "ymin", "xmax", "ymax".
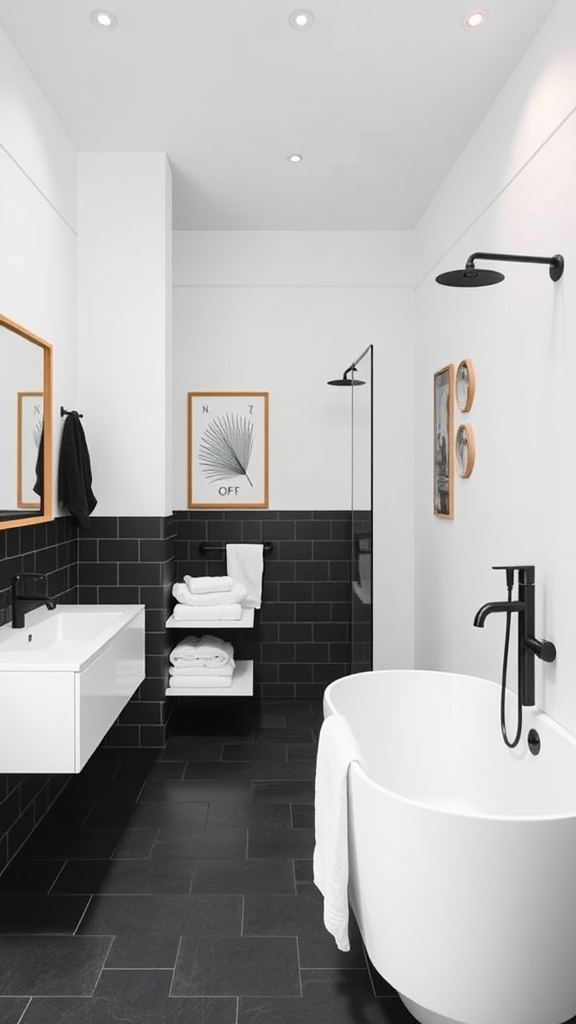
[{"xmin": 0, "ymin": 313, "xmax": 53, "ymax": 530}]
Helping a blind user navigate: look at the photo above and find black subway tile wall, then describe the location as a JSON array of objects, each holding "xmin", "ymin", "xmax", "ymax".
[
  {"xmin": 77, "ymin": 516, "xmax": 176, "ymax": 749},
  {"xmin": 0, "ymin": 517, "xmax": 78, "ymax": 873},
  {"xmin": 172, "ymin": 511, "xmax": 353, "ymax": 698}
]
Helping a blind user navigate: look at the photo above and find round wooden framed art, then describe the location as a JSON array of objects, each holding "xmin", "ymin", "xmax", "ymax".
[
  {"xmin": 455, "ymin": 358, "xmax": 476, "ymax": 412},
  {"xmin": 455, "ymin": 423, "xmax": 476, "ymax": 478}
]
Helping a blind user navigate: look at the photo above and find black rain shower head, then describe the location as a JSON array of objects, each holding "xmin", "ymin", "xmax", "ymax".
[
  {"xmin": 436, "ymin": 251, "xmax": 565, "ymax": 287},
  {"xmin": 327, "ymin": 365, "xmax": 365, "ymax": 386}
]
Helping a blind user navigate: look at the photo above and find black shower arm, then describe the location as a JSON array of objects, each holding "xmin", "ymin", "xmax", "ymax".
[
  {"xmin": 342, "ymin": 344, "xmax": 373, "ymax": 378},
  {"xmin": 465, "ymin": 252, "xmax": 564, "ymax": 274}
]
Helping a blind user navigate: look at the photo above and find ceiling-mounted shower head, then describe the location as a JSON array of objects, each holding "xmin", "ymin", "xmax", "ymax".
[{"xmin": 436, "ymin": 251, "xmax": 565, "ymax": 287}]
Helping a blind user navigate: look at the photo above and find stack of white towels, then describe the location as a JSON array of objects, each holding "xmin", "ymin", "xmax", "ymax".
[
  {"xmin": 171, "ymin": 575, "xmax": 247, "ymax": 622},
  {"xmin": 169, "ymin": 634, "xmax": 235, "ymax": 688}
]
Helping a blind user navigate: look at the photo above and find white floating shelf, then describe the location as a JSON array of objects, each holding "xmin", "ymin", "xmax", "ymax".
[
  {"xmin": 165, "ymin": 608, "xmax": 255, "ymax": 629},
  {"xmin": 166, "ymin": 659, "xmax": 253, "ymax": 697}
]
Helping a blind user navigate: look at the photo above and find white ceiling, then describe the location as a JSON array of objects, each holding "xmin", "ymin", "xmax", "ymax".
[{"xmin": 0, "ymin": 0, "xmax": 560, "ymax": 230}]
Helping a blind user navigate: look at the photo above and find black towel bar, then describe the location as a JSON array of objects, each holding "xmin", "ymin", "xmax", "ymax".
[
  {"xmin": 60, "ymin": 406, "xmax": 83, "ymax": 418},
  {"xmin": 199, "ymin": 542, "xmax": 273, "ymax": 557}
]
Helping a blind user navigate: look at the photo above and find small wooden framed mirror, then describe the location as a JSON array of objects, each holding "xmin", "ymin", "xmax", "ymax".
[{"xmin": 0, "ymin": 313, "xmax": 53, "ymax": 530}]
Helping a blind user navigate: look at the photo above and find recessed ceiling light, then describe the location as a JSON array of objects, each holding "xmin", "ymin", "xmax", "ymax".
[
  {"xmin": 462, "ymin": 9, "xmax": 489, "ymax": 29},
  {"xmin": 287, "ymin": 154, "xmax": 303, "ymax": 163},
  {"xmin": 91, "ymin": 10, "xmax": 117, "ymax": 29},
  {"xmin": 288, "ymin": 10, "xmax": 315, "ymax": 30}
]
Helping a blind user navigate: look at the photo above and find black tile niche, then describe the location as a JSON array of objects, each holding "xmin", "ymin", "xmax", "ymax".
[{"xmin": 172, "ymin": 510, "xmax": 353, "ymax": 698}]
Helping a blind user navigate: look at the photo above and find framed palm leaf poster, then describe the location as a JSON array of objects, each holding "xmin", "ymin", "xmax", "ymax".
[{"xmin": 187, "ymin": 392, "xmax": 269, "ymax": 508}]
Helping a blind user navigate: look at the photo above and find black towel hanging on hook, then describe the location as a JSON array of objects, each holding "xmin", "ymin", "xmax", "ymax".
[{"xmin": 58, "ymin": 410, "xmax": 97, "ymax": 527}]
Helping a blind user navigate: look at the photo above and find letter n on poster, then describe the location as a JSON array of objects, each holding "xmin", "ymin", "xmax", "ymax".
[{"xmin": 188, "ymin": 392, "xmax": 269, "ymax": 508}]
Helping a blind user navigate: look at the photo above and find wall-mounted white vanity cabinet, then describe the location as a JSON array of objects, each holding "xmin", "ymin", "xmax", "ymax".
[{"xmin": 0, "ymin": 605, "xmax": 145, "ymax": 773}]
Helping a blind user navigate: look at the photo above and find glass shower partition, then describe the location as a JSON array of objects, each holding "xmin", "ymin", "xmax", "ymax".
[{"xmin": 350, "ymin": 347, "xmax": 373, "ymax": 674}]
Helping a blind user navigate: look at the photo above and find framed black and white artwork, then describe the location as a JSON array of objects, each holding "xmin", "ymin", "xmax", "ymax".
[
  {"xmin": 187, "ymin": 391, "xmax": 269, "ymax": 508},
  {"xmin": 433, "ymin": 365, "xmax": 454, "ymax": 519}
]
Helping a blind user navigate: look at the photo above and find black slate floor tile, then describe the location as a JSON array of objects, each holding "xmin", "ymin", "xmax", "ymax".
[
  {"xmin": 153, "ymin": 827, "xmax": 247, "ymax": 860},
  {"xmin": 239, "ymin": 968, "xmax": 407, "ymax": 1024},
  {"xmin": 252, "ymin": 781, "xmax": 314, "ymax": 804},
  {"xmin": 247, "ymin": 823, "xmax": 314, "ymax": 860},
  {"xmin": 113, "ymin": 761, "xmax": 188, "ymax": 783},
  {"xmin": 111, "ymin": 828, "xmax": 159, "ymax": 859},
  {"xmin": 0, "ymin": 935, "xmax": 112, "ymax": 996},
  {"xmin": 21, "ymin": 971, "xmax": 236, "ymax": 1023},
  {"xmin": 244, "ymin": 893, "xmax": 366, "ymax": 969},
  {"xmin": 0, "ymin": 895, "xmax": 89, "ymax": 934},
  {"xmin": 0, "ymin": 999, "xmax": 30, "ymax": 1024},
  {"xmin": 76, "ymin": 893, "xmax": 243, "ymax": 937},
  {"xmin": 249, "ymin": 760, "xmax": 315, "ymax": 782},
  {"xmin": 182, "ymin": 762, "xmax": 255, "ymax": 782},
  {"xmin": 192, "ymin": 859, "xmax": 295, "ymax": 895},
  {"xmin": 0, "ymin": 860, "xmax": 65, "ymax": 893},
  {"xmin": 104, "ymin": 932, "xmax": 181, "ymax": 969},
  {"xmin": 84, "ymin": 800, "xmax": 208, "ymax": 829},
  {"xmin": 205, "ymin": 801, "xmax": 291, "ymax": 829},
  {"xmin": 291, "ymin": 804, "xmax": 314, "ymax": 828},
  {"xmin": 139, "ymin": 781, "xmax": 253, "ymax": 803},
  {"xmin": 172, "ymin": 936, "xmax": 300, "ymax": 997},
  {"xmin": 222, "ymin": 743, "xmax": 287, "ymax": 762},
  {"xmin": 51, "ymin": 857, "xmax": 196, "ymax": 895},
  {"xmin": 255, "ymin": 727, "xmax": 315, "ymax": 743},
  {"xmin": 294, "ymin": 861, "xmax": 314, "ymax": 883},
  {"xmin": 287, "ymin": 743, "xmax": 318, "ymax": 761},
  {"xmin": 93, "ymin": 966, "xmax": 236, "ymax": 1015},
  {"xmin": 20, "ymin": 827, "xmax": 156, "ymax": 862}
]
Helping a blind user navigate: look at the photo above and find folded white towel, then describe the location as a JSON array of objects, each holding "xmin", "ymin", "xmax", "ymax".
[
  {"xmin": 168, "ymin": 675, "xmax": 233, "ymax": 688},
  {"xmin": 183, "ymin": 575, "xmax": 235, "ymax": 594},
  {"xmin": 313, "ymin": 712, "xmax": 363, "ymax": 952},
  {"xmin": 169, "ymin": 635, "xmax": 234, "ymax": 667},
  {"xmin": 172, "ymin": 603, "xmax": 242, "ymax": 622},
  {"xmin": 172, "ymin": 582, "xmax": 247, "ymax": 607},
  {"xmin": 169, "ymin": 664, "xmax": 234, "ymax": 677},
  {"xmin": 226, "ymin": 544, "xmax": 264, "ymax": 609}
]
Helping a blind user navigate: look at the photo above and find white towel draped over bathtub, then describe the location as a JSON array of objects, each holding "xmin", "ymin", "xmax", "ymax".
[{"xmin": 313, "ymin": 712, "xmax": 363, "ymax": 952}]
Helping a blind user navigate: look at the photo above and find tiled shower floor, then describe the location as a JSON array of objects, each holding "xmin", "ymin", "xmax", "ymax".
[{"xmin": 0, "ymin": 697, "xmax": 414, "ymax": 1023}]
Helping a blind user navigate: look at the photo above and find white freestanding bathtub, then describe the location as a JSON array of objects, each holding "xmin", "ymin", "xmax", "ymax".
[{"xmin": 323, "ymin": 670, "xmax": 576, "ymax": 1024}]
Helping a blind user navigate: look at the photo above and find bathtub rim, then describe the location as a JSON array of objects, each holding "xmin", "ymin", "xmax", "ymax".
[{"xmin": 323, "ymin": 668, "xmax": 576, "ymax": 825}]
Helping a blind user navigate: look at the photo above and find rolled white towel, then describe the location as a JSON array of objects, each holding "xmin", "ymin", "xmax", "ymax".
[
  {"xmin": 169, "ymin": 674, "xmax": 233, "ymax": 688},
  {"xmin": 169, "ymin": 664, "xmax": 234, "ymax": 677},
  {"xmin": 184, "ymin": 575, "xmax": 235, "ymax": 594},
  {"xmin": 172, "ymin": 582, "xmax": 247, "ymax": 607},
  {"xmin": 169, "ymin": 635, "xmax": 234, "ymax": 667},
  {"xmin": 172, "ymin": 603, "xmax": 242, "ymax": 622}
]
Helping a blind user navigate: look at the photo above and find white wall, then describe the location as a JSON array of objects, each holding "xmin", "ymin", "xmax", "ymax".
[
  {"xmin": 77, "ymin": 153, "xmax": 172, "ymax": 517},
  {"xmin": 415, "ymin": 0, "xmax": 576, "ymax": 733},
  {"xmin": 173, "ymin": 230, "xmax": 415, "ymax": 667},
  {"xmin": 0, "ymin": 24, "xmax": 77, "ymax": 511}
]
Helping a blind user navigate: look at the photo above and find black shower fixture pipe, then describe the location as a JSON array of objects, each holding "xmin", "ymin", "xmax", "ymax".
[
  {"xmin": 327, "ymin": 343, "xmax": 373, "ymax": 386},
  {"xmin": 436, "ymin": 251, "xmax": 565, "ymax": 287}
]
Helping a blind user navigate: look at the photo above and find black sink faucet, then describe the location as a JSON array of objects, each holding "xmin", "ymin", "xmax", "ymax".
[
  {"xmin": 11, "ymin": 573, "xmax": 57, "ymax": 629},
  {"xmin": 473, "ymin": 565, "xmax": 556, "ymax": 706}
]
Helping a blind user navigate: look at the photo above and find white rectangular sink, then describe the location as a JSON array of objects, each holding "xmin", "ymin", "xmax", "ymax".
[
  {"xmin": 0, "ymin": 604, "xmax": 146, "ymax": 772},
  {"xmin": 0, "ymin": 605, "xmax": 137, "ymax": 671}
]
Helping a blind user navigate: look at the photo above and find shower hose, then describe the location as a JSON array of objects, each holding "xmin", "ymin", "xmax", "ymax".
[{"xmin": 501, "ymin": 573, "xmax": 522, "ymax": 748}]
